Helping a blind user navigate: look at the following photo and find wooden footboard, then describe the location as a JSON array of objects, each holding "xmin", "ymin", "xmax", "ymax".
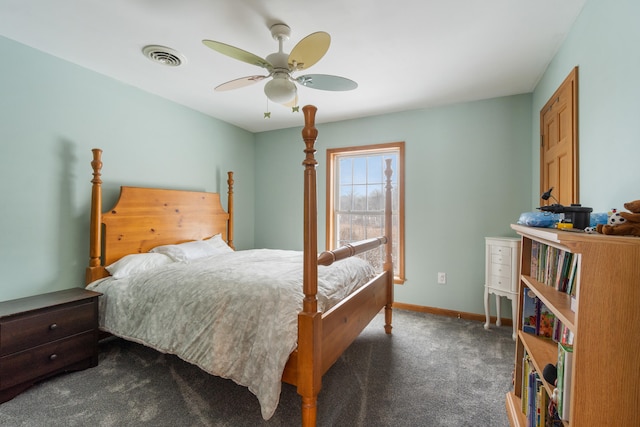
[
  {"xmin": 321, "ymin": 271, "xmax": 390, "ymax": 373},
  {"xmin": 282, "ymin": 270, "xmax": 391, "ymax": 386}
]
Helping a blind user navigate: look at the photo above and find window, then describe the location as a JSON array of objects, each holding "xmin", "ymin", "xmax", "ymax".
[{"xmin": 327, "ymin": 142, "xmax": 405, "ymax": 283}]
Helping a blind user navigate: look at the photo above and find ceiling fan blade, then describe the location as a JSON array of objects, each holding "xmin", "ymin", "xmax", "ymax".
[
  {"xmin": 215, "ymin": 75, "xmax": 268, "ymax": 92},
  {"xmin": 296, "ymin": 74, "xmax": 358, "ymax": 91},
  {"xmin": 202, "ymin": 40, "xmax": 272, "ymax": 70},
  {"xmin": 288, "ymin": 31, "xmax": 330, "ymax": 71}
]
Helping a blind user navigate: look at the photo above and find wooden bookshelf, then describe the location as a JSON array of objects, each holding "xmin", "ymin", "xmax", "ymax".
[{"xmin": 507, "ymin": 224, "xmax": 640, "ymax": 426}]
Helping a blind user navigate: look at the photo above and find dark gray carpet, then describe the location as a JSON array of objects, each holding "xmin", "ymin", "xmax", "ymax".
[{"xmin": 0, "ymin": 309, "xmax": 514, "ymax": 427}]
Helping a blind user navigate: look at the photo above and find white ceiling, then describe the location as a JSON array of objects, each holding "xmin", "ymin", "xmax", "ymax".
[{"xmin": 0, "ymin": 0, "xmax": 586, "ymax": 133}]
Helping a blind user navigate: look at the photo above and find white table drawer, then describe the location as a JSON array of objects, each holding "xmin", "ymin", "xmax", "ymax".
[
  {"xmin": 491, "ymin": 252, "xmax": 510, "ymax": 265},
  {"xmin": 491, "ymin": 245, "xmax": 512, "ymax": 257},
  {"xmin": 490, "ymin": 262, "xmax": 511, "ymax": 278},
  {"xmin": 489, "ymin": 274, "xmax": 511, "ymax": 290}
]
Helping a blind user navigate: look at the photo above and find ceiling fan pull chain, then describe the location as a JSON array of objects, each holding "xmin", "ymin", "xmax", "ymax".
[{"xmin": 264, "ymin": 97, "xmax": 271, "ymax": 119}]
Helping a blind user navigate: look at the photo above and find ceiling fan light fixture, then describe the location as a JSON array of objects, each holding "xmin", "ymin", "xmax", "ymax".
[
  {"xmin": 203, "ymin": 23, "xmax": 357, "ymax": 107},
  {"xmin": 264, "ymin": 77, "xmax": 297, "ymax": 104}
]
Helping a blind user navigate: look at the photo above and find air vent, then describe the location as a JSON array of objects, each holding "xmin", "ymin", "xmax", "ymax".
[{"xmin": 142, "ymin": 45, "xmax": 186, "ymax": 67}]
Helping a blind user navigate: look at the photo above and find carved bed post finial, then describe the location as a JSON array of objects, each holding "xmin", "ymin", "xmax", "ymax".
[
  {"xmin": 86, "ymin": 149, "xmax": 103, "ymax": 283},
  {"xmin": 227, "ymin": 171, "xmax": 235, "ymax": 250}
]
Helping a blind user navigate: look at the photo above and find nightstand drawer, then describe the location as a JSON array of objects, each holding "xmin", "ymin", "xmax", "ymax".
[
  {"xmin": 488, "ymin": 275, "xmax": 511, "ymax": 290},
  {"xmin": 0, "ymin": 301, "xmax": 97, "ymax": 356},
  {"xmin": 0, "ymin": 331, "xmax": 96, "ymax": 389},
  {"xmin": 490, "ymin": 245, "xmax": 511, "ymax": 257},
  {"xmin": 491, "ymin": 252, "xmax": 510, "ymax": 265},
  {"xmin": 490, "ymin": 262, "xmax": 512, "ymax": 278}
]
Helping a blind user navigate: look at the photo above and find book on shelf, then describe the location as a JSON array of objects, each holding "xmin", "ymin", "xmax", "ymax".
[
  {"xmin": 556, "ymin": 251, "xmax": 573, "ymax": 292},
  {"xmin": 561, "ymin": 324, "xmax": 574, "ymax": 345},
  {"xmin": 522, "ymin": 288, "xmax": 540, "ymax": 334},
  {"xmin": 546, "ymin": 247, "xmax": 560, "ymax": 288},
  {"xmin": 522, "ymin": 353, "xmax": 539, "ymax": 425},
  {"xmin": 531, "ymin": 240, "xmax": 539, "ymax": 277},
  {"xmin": 528, "ymin": 369, "xmax": 539, "ymax": 427},
  {"xmin": 529, "ymin": 240, "xmax": 579, "ymax": 297},
  {"xmin": 538, "ymin": 301, "xmax": 556, "ymax": 339},
  {"xmin": 521, "ymin": 288, "xmax": 556, "ymax": 339},
  {"xmin": 522, "ymin": 354, "xmax": 531, "ymax": 414},
  {"xmin": 537, "ymin": 244, "xmax": 547, "ymax": 283},
  {"xmin": 536, "ymin": 377, "xmax": 549, "ymax": 427},
  {"xmin": 522, "ymin": 353, "xmax": 551, "ymax": 427},
  {"xmin": 566, "ymin": 254, "xmax": 579, "ymax": 296},
  {"xmin": 552, "ymin": 318, "xmax": 574, "ymax": 345},
  {"xmin": 557, "ymin": 342, "xmax": 574, "ymax": 421},
  {"xmin": 570, "ymin": 294, "xmax": 577, "ymax": 313}
]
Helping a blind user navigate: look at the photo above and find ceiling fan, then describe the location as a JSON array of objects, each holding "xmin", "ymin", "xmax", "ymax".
[{"xmin": 202, "ymin": 23, "xmax": 357, "ymax": 107}]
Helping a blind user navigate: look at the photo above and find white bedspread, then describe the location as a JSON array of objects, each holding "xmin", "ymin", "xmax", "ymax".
[{"xmin": 87, "ymin": 249, "xmax": 376, "ymax": 419}]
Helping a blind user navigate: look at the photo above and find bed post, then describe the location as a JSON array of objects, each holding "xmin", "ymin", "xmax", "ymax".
[
  {"xmin": 298, "ymin": 105, "xmax": 322, "ymax": 427},
  {"xmin": 85, "ymin": 148, "xmax": 103, "ymax": 284},
  {"xmin": 226, "ymin": 171, "xmax": 235, "ymax": 250},
  {"xmin": 384, "ymin": 159, "xmax": 394, "ymax": 334}
]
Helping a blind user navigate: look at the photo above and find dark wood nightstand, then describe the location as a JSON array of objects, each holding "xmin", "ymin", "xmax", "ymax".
[{"xmin": 0, "ymin": 287, "xmax": 101, "ymax": 403}]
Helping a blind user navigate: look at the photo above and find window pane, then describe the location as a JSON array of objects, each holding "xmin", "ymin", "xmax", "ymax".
[
  {"xmin": 337, "ymin": 213, "xmax": 351, "ymax": 242},
  {"xmin": 367, "ymin": 156, "xmax": 383, "ymax": 183},
  {"xmin": 351, "ymin": 214, "xmax": 365, "ymax": 240},
  {"xmin": 339, "ymin": 158, "xmax": 352, "ymax": 185},
  {"xmin": 365, "ymin": 214, "xmax": 383, "ymax": 237},
  {"xmin": 339, "ymin": 185, "xmax": 352, "ymax": 211},
  {"xmin": 352, "ymin": 157, "xmax": 367, "ymax": 184},
  {"xmin": 352, "ymin": 185, "xmax": 366, "ymax": 210},
  {"xmin": 367, "ymin": 184, "xmax": 384, "ymax": 211}
]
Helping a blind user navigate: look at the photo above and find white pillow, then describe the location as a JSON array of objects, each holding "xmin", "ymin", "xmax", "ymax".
[
  {"xmin": 149, "ymin": 240, "xmax": 220, "ymax": 262},
  {"xmin": 106, "ymin": 253, "xmax": 174, "ymax": 279},
  {"xmin": 205, "ymin": 234, "xmax": 234, "ymax": 253}
]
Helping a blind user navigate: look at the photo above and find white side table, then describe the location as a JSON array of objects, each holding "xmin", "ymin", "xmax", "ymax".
[{"xmin": 483, "ymin": 237, "xmax": 520, "ymax": 340}]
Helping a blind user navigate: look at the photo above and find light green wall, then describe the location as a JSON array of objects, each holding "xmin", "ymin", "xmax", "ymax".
[
  {"xmin": 255, "ymin": 95, "xmax": 533, "ymax": 315},
  {"xmin": 2, "ymin": 0, "xmax": 637, "ymax": 319},
  {"xmin": 0, "ymin": 36, "xmax": 255, "ymax": 301},
  {"xmin": 531, "ymin": 0, "xmax": 640, "ymax": 210}
]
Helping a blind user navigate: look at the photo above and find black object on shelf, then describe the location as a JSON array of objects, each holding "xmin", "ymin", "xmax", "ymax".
[{"xmin": 538, "ymin": 187, "xmax": 592, "ymax": 229}]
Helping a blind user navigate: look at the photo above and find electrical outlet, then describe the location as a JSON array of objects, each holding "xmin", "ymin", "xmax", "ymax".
[{"xmin": 437, "ymin": 272, "xmax": 446, "ymax": 284}]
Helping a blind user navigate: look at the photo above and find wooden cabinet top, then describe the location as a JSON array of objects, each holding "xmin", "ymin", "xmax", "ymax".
[{"xmin": 0, "ymin": 288, "xmax": 101, "ymax": 319}]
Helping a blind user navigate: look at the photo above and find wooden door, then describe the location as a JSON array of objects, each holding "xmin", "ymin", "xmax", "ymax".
[{"xmin": 540, "ymin": 67, "xmax": 578, "ymax": 205}]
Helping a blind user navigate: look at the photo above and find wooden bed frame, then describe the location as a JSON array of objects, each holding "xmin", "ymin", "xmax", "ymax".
[{"xmin": 85, "ymin": 105, "xmax": 394, "ymax": 426}]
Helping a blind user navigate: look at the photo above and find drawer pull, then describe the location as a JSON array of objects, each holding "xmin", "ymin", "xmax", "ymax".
[
  {"xmin": 49, "ymin": 354, "xmax": 58, "ymax": 361},
  {"xmin": 49, "ymin": 323, "xmax": 58, "ymax": 330}
]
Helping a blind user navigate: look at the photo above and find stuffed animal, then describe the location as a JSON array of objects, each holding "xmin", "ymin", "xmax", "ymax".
[{"xmin": 596, "ymin": 200, "xmax": 640, "ymax": 237}]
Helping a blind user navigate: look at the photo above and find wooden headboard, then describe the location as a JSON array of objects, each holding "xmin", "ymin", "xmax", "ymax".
[{"xmin": 85, "ymin": 148, "xmax": 234, "ymax": 284}]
